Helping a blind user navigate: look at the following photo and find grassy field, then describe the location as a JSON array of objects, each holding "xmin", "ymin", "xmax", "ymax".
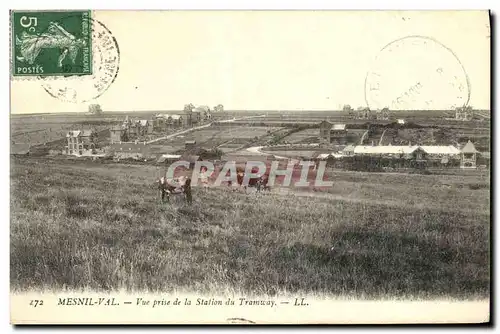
[
  {"xmin": 10, "ymin": 115, "xmax": 112, "ymax": 147},
  {"xmin": 10, "ymin": 157, "xmax": 490, "ymax": 298}
]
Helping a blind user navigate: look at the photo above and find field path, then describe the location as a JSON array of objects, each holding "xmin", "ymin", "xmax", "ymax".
[{"xmin": 246, "ymin": 146, "xmax": 295, "ymax": 162}]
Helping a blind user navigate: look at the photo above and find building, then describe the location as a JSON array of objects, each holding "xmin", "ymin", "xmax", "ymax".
[
  {"xmin": 193, "ymin": 106, "xmax": 210, "ymax": 122},
  {"xmin": 171, "ymin": 115, "xmax": 183, "ymax": 127},
  {"xmin": 151, "ymin": 114, "xmax": 176, "ymax": 132},
  {"xmin": 330, "ymin": 124, "xmax": 347, "ymax": 145},
  {"xmin": 190, "ymin": 111, "xmax": 202, "ymax": 125},
  {"xmin": 348, "ymin": 144, "xmax": 461, "ymax": 161},
  {"xmin": 136, "ymin": 120, "xmax": 153, "ymax": 136},
  {"xmin": 319, "ymin": 121, "xmax": 333, "ymax": 147},
  {"xmin": 376, "ymin": 109, "xmax": 390, "ymax": 120},
  {"xmin": 153, "ymin": 114, "xmax": 167, "ymax": 131},
  {"xmin": 110, "ymin": 125, "xmax": 126, "ymax": 143},
  {"xmin": 353, "ymin": 145, "xmax": 421, "ymax": 158},
  {"xmin": 356, "ymin": 107, "xmax": 371, "ymax": 119},
  {"xmin": 66, "ymin": 130, "xmax": 98, "ymax": 155},
  {"xmin": 397, "ymin": 119, "xmax": 406, "ymax": 125},
  {"xmin": 319, "ymin": 121, "xmax": 347, "ymax": 147},
  {"xmin": 420, "ymin": 145, "xmax": 461, "ymax": 159},
  {"xmin": 460, "ymin": 140, "xmax": 478, "ymax": 169}
]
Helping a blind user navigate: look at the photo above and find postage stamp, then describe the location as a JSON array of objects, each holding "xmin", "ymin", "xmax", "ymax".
[
  {"xmin": 365, "ymin": 35, "xmax": 470, "ymax": 111},
  {"xmin": 11, "ymin": 10, "xmax": 92, "ymax": 77},
  {"xmin": 39, "ymin": 17, "xmax": 120, "ymax": 103}
]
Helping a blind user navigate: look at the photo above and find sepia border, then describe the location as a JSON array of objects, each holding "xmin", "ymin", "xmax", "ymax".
[
  {"xmin": 10, "ymin": 292, "xmax": 490, "ymax": 324},
  {"xmin": 6, "ymin": 1, "xmax": 496, "ymax": 329}
]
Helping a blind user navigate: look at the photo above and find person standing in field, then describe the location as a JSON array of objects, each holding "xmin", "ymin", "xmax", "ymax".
[
  {"xmin": 200, "ymin": 166, "xmax": 210, "ymax": 189},
  {"xmin": 158, "ymin": 176, "xmax": 169, "ymax": 203},
  {"xmin": 183, "ymin": 177, "xmax": 192, "ymax": 204}
]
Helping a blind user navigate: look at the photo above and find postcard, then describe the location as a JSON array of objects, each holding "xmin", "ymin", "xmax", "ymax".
[{"xmin": 10, "ymin": 10, "xmax": 490, "ymax": 324}]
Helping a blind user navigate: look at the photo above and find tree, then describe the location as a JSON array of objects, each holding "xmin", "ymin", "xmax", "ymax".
[
  {"xmin": 342, "ymin": 104, "xmax": 353, "ymax": 112},
  {"xmin": 184, "ymin": 103, "xmax": 195, "ymax": 113},
  {"xmin": 214, "ymin": 104, "xmax": 224, "ymax": 112},
  {"xmin": 88, "ymin": 104, "xmax": 102, "ymax": 115}
]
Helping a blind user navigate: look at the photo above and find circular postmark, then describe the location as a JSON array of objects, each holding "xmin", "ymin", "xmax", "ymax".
[
  {"xmin": 365, "ymin": 35, "xmax": 470, "ymax": 110},
  {"xmin": 39, "ymin": 16, "xmax": 120, "ymax": 103}
]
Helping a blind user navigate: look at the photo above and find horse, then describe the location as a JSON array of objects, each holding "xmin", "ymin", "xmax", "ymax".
[
  {"xmin": 233, "ymin": 166, "xmax": 271, "ymax": 193},
  {"xmin": 157, "ymin": 175, "xmax": 192, "ymax": 204}
]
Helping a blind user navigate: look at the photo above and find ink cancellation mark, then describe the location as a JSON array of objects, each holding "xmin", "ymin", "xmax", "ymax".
[
  {"xmin": 365, "ymin": 35, "xmax": 470, "ymax": 110},
  {"xmin": 11, "ymin": 10, "xmax": 92, "ymax": 76},
  {"xmin": 40, "ymin": 16, "xmax": 120, "ymax": 103}
]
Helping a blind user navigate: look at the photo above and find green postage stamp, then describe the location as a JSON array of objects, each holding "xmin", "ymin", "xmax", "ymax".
[{"xmin": 11, "ymin": 10, "xmax": 92, "ymax": 76}]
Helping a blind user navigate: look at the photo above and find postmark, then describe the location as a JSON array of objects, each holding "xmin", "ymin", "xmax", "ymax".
[
  {"xmin": 11, "ymin": 10, "xmax": 93, "ymax": 77},
  {"xmin": 365, "ymin": 35, "xmax": 470, "ymax": 110},
  {"xmin": 39, "ymin": 16, "xmax": 120, "ymax": 103}
]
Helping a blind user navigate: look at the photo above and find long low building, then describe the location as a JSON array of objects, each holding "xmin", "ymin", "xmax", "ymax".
[{"xmin": 347, "ymin": 145, "xmax": 462, "ymax": 158}]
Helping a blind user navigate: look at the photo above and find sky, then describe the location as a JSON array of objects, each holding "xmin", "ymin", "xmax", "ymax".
[{"xmin": 10, "ymin": 10, "xmax": 490, "ymax": 114}]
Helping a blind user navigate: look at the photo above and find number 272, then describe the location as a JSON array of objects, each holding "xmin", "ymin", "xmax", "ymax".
[{"xmin": 30, "ymin": 300, "xmax": 43, "ymax": 307}]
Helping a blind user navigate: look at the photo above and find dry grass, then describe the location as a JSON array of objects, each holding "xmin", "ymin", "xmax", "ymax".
[{"xmin": 10, "ymin": 157, "xmax": 490, "ymax": 298}]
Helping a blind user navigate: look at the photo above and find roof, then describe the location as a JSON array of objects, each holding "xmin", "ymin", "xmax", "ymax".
[
  {"xmin": 66, "ymin": 130, "xmax": 96, "ymax": 137},
  {"xmin": 138, "ymin": 120, "xmax": 149, "ymax": 126},
  {"xmin": 185, "ymin": 140, "xmax": 196, "ymax": 145},
  {"xmin": 155, "ymin": 114, "xmax": 170, "ymax": 119},
  {"xmin": 351, "ymin": 145, "xmax": 462, "ymax": 155},
  {"xmin": 319, "ymin": 120, "xmax": 333, "ymax": 129},
  {"xmin": 171, "ymin": 115, "xmax": 182, "ymax": 120},
  {"xmin": 66, "ymin": 130, "xmax": 81, "ymax": 137},
  {"xmin": 461, "ymin": 140, "xmax": 479, "ymax": 153},
  {"xmin": 332, "ymin": 124, "xmax": 346, "ymax": 131},
  {"xmin": 317, "ymin": 153, "xmax": 330, "ymax": 159},
  {"xmin": 420, "ymin": 145, "xmax": 461, "ymax": 155},
  {"xmin": 81, "ymin": 130, "xmax": 95, "ymax": 137},
  {"xmin": 354, "ymin": 145, "xmax": 419, "ymax": 155},
  {"xmin": 397, "ymin": 119, "xmax": 405, "ymax": 124}
]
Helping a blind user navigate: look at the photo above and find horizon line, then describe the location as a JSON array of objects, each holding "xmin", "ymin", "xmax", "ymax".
[{"xmin": 10, "ymin": 108, "xmax": 491, "ymax": 116}]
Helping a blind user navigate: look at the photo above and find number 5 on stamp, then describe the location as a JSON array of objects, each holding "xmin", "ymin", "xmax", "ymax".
[{"xmin": 11, "ymin": 10, "xmax": 92, "ymax": 76}]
